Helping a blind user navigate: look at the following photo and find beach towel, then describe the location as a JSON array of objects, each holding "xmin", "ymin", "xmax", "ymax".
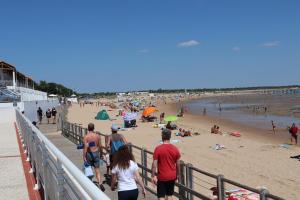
[
  {"xmin": 279, "ymin": 144, "xmax": 290, "ymax": 149},
  {"xmin": 226, "ymin": 189, "xmax": 259, "ymax": 200},
  {"xmin": 159, "ymin": 139, "xmax": 181, "ymax": 144},
  {"xmin": 230, "ymin": 131, "xmax": 241, "ymax": 137}
]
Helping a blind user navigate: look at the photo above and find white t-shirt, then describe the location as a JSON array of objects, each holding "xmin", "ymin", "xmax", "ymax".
[{"xmin": 112, "ymin": 160, "xmax": 138, "ymax": 191}]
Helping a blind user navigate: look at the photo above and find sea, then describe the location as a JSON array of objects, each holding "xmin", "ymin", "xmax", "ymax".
[{"xmin": 185, "ymin": 92, "xmax": 300, "ymax": 130}]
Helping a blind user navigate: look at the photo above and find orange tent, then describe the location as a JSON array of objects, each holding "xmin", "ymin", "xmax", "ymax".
[{"xmin": 142, "ymin": 107, "xmax": 158, "ymax": 117}]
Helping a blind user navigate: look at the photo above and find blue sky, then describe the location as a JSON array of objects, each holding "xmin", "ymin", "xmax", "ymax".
[{"xmin": 1, "ymin": 0, "xmax": 299, "ymax": 92}]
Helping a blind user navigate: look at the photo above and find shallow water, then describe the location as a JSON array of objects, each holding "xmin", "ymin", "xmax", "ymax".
[{"xmin": 185, "ymin": 94, "xmax": 300, "ymax": 130}]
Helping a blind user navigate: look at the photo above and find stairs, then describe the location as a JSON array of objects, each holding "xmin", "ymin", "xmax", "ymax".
[{"xmin": 0, "ymin": 86, "xmax": 21, "ymax": 102}]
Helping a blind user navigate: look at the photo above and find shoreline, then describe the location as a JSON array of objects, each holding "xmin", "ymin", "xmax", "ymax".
[{"xmin": 162, "ymin": 99, "xmax": 292, "ymax": 145}]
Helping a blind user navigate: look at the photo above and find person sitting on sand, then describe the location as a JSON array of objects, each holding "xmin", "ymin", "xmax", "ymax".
[
  {"xmin": 215, "ymin": 126, "xmax": 222, "ymax": 134},
  {"xmin": 166, "ymin": 121, "xmax": 177, "ymax": 130},
  {"xmin": 211, "ymin": 125, "xmax": 217, "ymax": 134},
  {"xmin": 181, "ymin": 130, "xmax": 192, "ymax": 137},
  {"xmin": 211, "ymin": 125, "xmax": 222, "ymax": 134}
]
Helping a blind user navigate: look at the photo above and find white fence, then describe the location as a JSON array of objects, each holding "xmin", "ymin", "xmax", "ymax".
[
  {"xmin": 16, "ymin": 109, "xmax": 110, "ymax": 200},
  {"xmin": 22, "ymin": 99, "xmax": 59, "ymax": 122}
]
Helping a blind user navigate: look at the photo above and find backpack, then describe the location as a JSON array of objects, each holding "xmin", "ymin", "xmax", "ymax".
[{"xmin": 111, "ymin": 140, "xmax": 125, "ymax": 154}]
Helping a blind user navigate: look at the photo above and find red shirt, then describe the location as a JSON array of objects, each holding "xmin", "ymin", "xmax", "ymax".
[
  {"xmin": 153, "ymin": 143, "xmax": 181, "ymax": 181},
  {"xmin": 290, "ymin": 126, "xmax": 298, "ymax": 135}
]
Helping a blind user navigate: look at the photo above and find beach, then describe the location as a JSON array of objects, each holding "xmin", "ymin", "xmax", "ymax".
[{"xmin": 67, "ymin": 94, "xmax": 300, "ymax": 199}]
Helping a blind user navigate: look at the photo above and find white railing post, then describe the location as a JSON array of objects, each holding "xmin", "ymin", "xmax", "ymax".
[
  {"xmin": 41, "ymin": 141, "xmax": 49, "ymax": 200},
  {"xmin": 56, "ymin": 160, "xmax": 65, "ymax": 200}
]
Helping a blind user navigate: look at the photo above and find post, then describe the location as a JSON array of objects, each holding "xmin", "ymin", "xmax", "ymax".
[
  {"xmin": 56, "ymin": 160, "xmax": 65, "ymax": 200},
  {"xmin": 178, "ymin": 160, "xmax": 186, "ymax": 199},
  {"xmin": 217, "ymin": 175, "xmax": 225, "ymax": 200},
  {"xmin": 185, "ymin": 163, "xmax": 194, "ymax": 200},
  {"xmin": 128, "ymin": 143, "xmax": 133, "ymax": 154},
  {"xmin": 143, "ymin": 150, "xmax": 148, "ymax": 186},
  {"xmin": 41, "ymin": 141, "xmax": 49, "ymax": 200},
  {"xmin": 259, "ymin": 189, "xmax": 269, "ymax": 200},
  {"xmin": 141, "ymin": 149, "xmax": 145, "ymax": 184},
  {"xmin": 12, "ymin": 70, "xmax": 16, "ymax": 90},
  {"xmin": 79, "ymin": 126, "xmax": 83, "ymax": 143}
]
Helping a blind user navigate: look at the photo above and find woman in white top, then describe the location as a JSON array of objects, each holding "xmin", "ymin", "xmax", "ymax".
[{"xmin": 111, "ymin": 145, "xmax": 146, "ymax": 200}]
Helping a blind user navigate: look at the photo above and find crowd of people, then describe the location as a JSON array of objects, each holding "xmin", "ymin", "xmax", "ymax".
[
  {"xmin": 71, "ymin": 101, "xmax": 299, "ymax": 199},
  {"xmin": 82, "ymin": 122, "xmax": 181, "ymax": 200}
]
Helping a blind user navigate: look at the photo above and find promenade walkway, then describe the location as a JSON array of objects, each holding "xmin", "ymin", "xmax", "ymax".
[
  {"xmin": 0, "ymin": 108, "xmax": 29, "ymax": 200},
  {"xmin": 38, "ymin": 119, "xmax": 157, "ymax": 200}
]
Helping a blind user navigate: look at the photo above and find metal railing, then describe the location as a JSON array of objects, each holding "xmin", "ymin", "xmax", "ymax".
[
  {"xmin": 60, "ymin": 120, "xmax": 285, "ymax": 200},
  {"xmin": 16, "ymin": 109, "xmax": 110, "ymax": 200}
]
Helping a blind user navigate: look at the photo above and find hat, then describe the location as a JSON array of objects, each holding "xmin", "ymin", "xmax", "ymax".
[{"xmin": 111, "ymin": 124, "xmax": 119, "ymax": 132}]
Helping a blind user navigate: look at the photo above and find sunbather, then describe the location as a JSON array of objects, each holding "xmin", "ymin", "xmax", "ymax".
[
  {"xmin": 166, "ymin": 121, "xmax": 177, "ymax": 130},
  {"xmin": 211, "ymin": 125, "xmax": 222, "ymax": 134}
]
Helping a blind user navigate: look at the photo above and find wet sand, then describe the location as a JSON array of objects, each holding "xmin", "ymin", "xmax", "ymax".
[{"xmin": 67, "ymin": 96, "xmax": 300, "ymax": 199}]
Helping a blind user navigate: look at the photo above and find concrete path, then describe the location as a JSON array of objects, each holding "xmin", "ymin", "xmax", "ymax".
[
  {"xmin": 38, "ymin": 119, "xmax": 157, "ymax": 200},
  {"xmin": 0, "ymin": 108, "xmax": 29, "ymax": 200}
]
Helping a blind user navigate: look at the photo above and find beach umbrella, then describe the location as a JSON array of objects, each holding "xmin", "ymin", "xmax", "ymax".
[
  {"xmin": 123, "ymin": 112, "xmax": 138, "ymax": 121},
  {"xmin": 142, "ymin": 107, "xmax": 158, "ymax": 117},
  {"xmin": 164, "ymin": 115, "xmax": 178, "ymax": 122}
]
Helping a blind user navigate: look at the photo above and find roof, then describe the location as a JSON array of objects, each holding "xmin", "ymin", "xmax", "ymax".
[{"xmin": 0, "ymin": 60, "xmax": 33, "ymax": 81}]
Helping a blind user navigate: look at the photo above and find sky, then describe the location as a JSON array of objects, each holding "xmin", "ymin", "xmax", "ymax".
[{"xmin": 1, "ymin": 0, "xmax": 299, "ymax": 92}]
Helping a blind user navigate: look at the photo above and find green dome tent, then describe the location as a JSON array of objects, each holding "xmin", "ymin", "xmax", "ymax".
[{"xmin": 95, "ymin": 110, "xmax": 110, "ymax": 120}]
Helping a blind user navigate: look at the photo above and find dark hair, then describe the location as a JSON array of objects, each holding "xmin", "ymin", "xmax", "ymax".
[
  {"xmin": 112, "ymin": 145, "xmax": 135, "ymax": 170},
  {"xmin": 88, "ymin": 123, "xmax": 95, "ymax": 131},
  {"xmin": 162, "ymin": 129, "xmax": 171, "ymax": 141}
]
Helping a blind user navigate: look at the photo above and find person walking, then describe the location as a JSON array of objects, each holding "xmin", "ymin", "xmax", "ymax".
[
  {"xmin": 106, "ymin": 125, "xmax": 128, "ymax": 168},
  {"xmin": 111, "ymin": 145, "xmax": 146, "ymax": 200},
  {"xmin": 37, "ymin": 107, "xmax": 43, "ymax": 124},
  {"xmin": 51, "ymin": 107, "xmax": 57, "ymax": 124},
  {"xmin": 289, "ymin": 123, "xmax": 298, "ymax": 145},
  {"xmin": 83, "ymin": 123, "xmax": 105, "ymax": 191},
  {"xmin": 151, "ymin": 129, "xmax": 181, "ymax": 200},
  {"xmin": 46, "ymin": 108, "xmax": 52, "ymax": 124}
]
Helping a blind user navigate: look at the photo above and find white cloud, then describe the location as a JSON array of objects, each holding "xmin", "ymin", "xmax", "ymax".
[
  {"xmin": 177, "ymin": 40, "xmax": 200, "ymax": 47},
  {"xmin": 261, "ymin": 41, "xmax": 280, "ymax": 48},
  {"xmin": 233, "ymin": 46, "xmax": 240, "ymax": 51},
  {"xmin": 138, "ymin": 49, "xmax": 149, "ymax": 53}
]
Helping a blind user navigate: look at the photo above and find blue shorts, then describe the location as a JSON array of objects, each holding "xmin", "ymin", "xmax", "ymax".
[{"xmin": 86, "ymin": 151, "xmax": 100, "ymax": 168}]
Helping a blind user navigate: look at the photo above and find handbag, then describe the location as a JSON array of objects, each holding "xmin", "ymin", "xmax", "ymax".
[{"xmin": 83, "ymin": 163, "xmax": 94, "ymax": 179}]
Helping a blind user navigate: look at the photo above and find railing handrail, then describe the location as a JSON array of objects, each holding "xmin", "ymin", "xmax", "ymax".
[
  {"xmin": 61, "ymin": 119, "xmax": 285, "ymax": 200},
  {"xmin": 16, "ymin": 109, "xmax": 110, "ymax": 200}
]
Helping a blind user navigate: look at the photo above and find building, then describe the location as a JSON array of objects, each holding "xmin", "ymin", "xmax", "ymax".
[
  {"xmin": 0, "ymin": 61, "xmax": 35, "ymax": 89},
  {"xmin": 0, "ymin": 60, "xmax": 47, "ymax": 101}
]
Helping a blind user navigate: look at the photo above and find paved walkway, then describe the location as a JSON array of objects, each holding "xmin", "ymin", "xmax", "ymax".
[
  {"xmin": 38, "ymin": 119, "xmax": 157, "ymax": 200},
  {"xmin": 0, "ymin": 108, "xmax": 29, "ymax": 200}
]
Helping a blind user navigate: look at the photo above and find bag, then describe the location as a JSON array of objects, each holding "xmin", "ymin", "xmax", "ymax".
[
  {"xmin": 83, "ymin": 163, "xmax": 94, "ymax": 178},
  {"xmin": 111, "ymin": 140, "xmax": 125, "ymax": 154}
]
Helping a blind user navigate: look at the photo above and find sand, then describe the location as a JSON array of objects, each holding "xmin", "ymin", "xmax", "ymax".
[{"xmin": 67, "ymin": 96, "xmax": 300, "ymax": 199}]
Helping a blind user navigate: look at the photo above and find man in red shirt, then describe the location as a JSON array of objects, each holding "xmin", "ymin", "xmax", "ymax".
[
  {"xmin": 151, "ymin": 129, "xmax": 181, "ymax": 200},
  {"xmin": 289, "ymin": 123, "xmax": 299, "ymax": 145}
]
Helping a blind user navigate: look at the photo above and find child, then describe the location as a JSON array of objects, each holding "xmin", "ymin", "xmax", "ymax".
[{"xmin": 102, "ymin": 149, "xmax": 111, "ymax": 176}]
